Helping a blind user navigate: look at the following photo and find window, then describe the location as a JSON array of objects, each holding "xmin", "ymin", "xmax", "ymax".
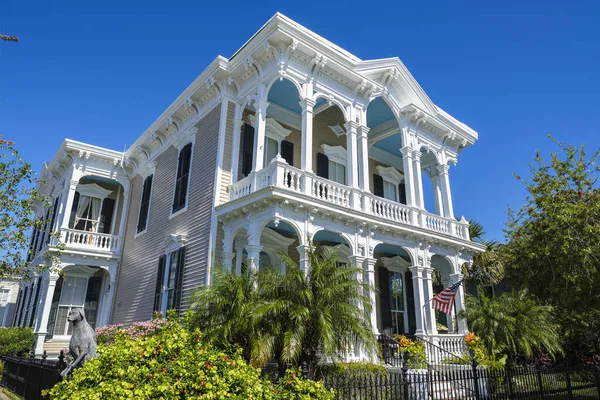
[
  {"xmin": 54, "ymin": 276, "xmax": 88, "ymax": 335},
  {"xmin": 374, "ymin": 166, "xmax": 405, "ymax": 204},
  {"xmin": 47, "ymin": 196, "xmax": 60, "ymax": 244},
  {"xmin": 154, "ymin": 247, "xmax": 186, "ymax": 314},
  {"xmin": 390, "ymin": 272, "xmax": 406, "ymax": 335},
  {"xmin": 383, "ymin": 181, "xmax": 397, "ymax": 202},
  {"xmin": 264, "ymin": 137, "xmax": 278, "ymax": 168},
  {"xmin": 328, "ymin": 160, "xmax": 346, "ymax": 185},
  {"xmin": 172, "ymin": 143, "xmax": 192, "ymax": 214},
  {"xmin": 28, "ymin": 277, "xmax": 42, "ymax": 327},
  {"xmin": 137, "ymin": 174, "xmax": 153, "ymax": 233}
]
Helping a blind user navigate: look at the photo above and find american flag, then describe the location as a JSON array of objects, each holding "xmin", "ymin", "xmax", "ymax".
[{"xmin": 431, "ymin": 280, "xmax": 463, "ymax": 315}]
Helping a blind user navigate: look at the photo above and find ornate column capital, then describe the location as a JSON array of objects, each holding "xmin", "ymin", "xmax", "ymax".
[
  {"xmin": 436, "ymin": 163, "xmax": 450, "ymax": 175},
  {"xmin": 449, "ymin": 273, "xmax": 464, "ymax": 284},
  {"xmin": 299, "ymin": 98, "xmax": 316, "ymax": 112},
  {"xmin": 245, "ymin": 244, "xmax": 263, "ymax": 254},
  {"xmin": 344, "ymin": 121, "xmax": 360, "ymax": 134},
  {"xmin": 400, "ymin": 146, "xmax": 414, "ymax": 158},
  {"xmin": 357, "ymin": 125, "xmax": 370, "ymax": 138},
  {"xmin": 253, "ymin": 99, "xmax": 270, "ymax": 113}
]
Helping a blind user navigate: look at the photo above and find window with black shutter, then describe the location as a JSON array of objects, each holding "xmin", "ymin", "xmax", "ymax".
[
  {"xmin": 12, "ymin": 289, "xmax": 22, "ymax": 327},
  {"xmin": 316, "ymin": 153, "xmax": 330, "ymax": 198},
  {"xmin": 100, "ymin": 198, "xmax": 115, "ymax": 234},
  {"xmin": 378, "ymin": 266, "xmax": 392, "ymax": 331},
  {"xmin": 137, "ymin": 175, "xmax": 153, "ymax": 233},
  {"xmin": 47, "ymin": 197, "xmax": 60, "ymax": 244},
  {"xmin": 398, "ymin": 183, "xmax": 407, "ymax": 205},
  {"xmin": 173, "ymin": 247, "xmax": 186, "ymax": 314},
  {"xmin": 281, "ymin": 140, "xmax": 294, "ymax": 166},
  {"xmin": 68, "ymin": 192, "xmax": 80, "ymax": 228},
  {"xmin": 154, "ymin": 255, "xmax": 166, "ymax": 313},
  {"xmin": 29, "ymin": 277, "xmax": 42, "ymax": 327},
  {"xmin": 38, "ymin": 209, "xmax": 50, "ymax": 251},
  {"xmin": 26, "ymin": 229, "xmax": 36, "ymax": 263},
  {"xmin": 241, "ymin": 124, "xmax": 255, "ymax": 177},
  {"xmin": 373, "ymin": 174, "xmax": 384, "ymax": 197},
  {"xmin": 405, "ymin": 270, "xmax": 416, "ymax": 335},
  {"xmin": 19, "ymin": 286, "xmax": 29, "ymax": 327},
  {"xmin": 172, "ymin": 144, "xmax": 192, "ymax": 213}
]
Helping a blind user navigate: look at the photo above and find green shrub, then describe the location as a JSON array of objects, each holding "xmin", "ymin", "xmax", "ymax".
[
  {"xmin": 48, "ymin": 313, "xmax": 334, "ymax": 400},
  {"xmin": 273, "ymin": 369, "xmax": 334, "ymax": 400},
  {"xmin": 0, "ymin": 327, "xmax": 33, "ymax": 356},
  {"xmin": 393, "ymin": 335, "xmax": 427, "ymax": 369},
  {"xmin": 315, "ymin": 362, "xmax": 387, "ymax": 379}
]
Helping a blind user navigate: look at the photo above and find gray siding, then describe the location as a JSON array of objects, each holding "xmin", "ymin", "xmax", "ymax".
[{"xmin": 112, "ymin": 105, "xmax": 221, "ymax": 325}]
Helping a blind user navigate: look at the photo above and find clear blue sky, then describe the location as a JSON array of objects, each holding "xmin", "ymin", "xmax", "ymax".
[{"xmin": 1, "ymin": 0, "xmax": 598, "ymax": 242}]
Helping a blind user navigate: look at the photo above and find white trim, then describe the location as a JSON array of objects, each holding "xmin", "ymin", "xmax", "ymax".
[
  {"xmin": 376, "ymin": 165, "xmax": 404, "ymax": 185},
  {"xmin": 328, "ymin": 124, "xmax": 346, "ymax": 137},
  {"xmin": 76, "ymin": 183, "xmax": 113, "ymax": 199},
  {"xmin": 248, "ymin": 115, "xmax": 293, "ymax": 143},
  {"xmin": 162, "ymin": 233, "xmax": 187, "ymax": 254},
  {"xmin": 321, "ymin": 144, "xmax": 347, "ymax": 165}
]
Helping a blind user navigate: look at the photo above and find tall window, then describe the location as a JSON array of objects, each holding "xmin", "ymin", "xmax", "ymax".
[
  {"xmin": 137, "ymin": 175, "xmax": 153, "ymax": 233},
  {"xmin": 154, "ymin": 247, "xmax": 186, "ymax": 314},
  {"xmin": 390, "ymin": 272, "xmax": 406, "ymax": 335},
  {"xmin": 328, "ymin": 160, "xmax": 346, "ymax": 185},
  {"xmin": 172, "ymin": 143, "xmax": 192, "ymax": 213},
  {"xmin": 383, "ymin": 181, "xmax": 397, "ymax": 202},
  {"xmin": 263, "ymin": 137, "xmax": 278, "ymax": 167}
]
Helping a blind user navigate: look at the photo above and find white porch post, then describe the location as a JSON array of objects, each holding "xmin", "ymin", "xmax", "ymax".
[
  {"xmin": 234, "ymin": 239, "xmax": 245, "ymax": 276},
  {"xmin": 60, "ymin": 179, "xmax": 79, "ymax": 230},
  {"xmin": 431, "ymin": 174, "xmax": 444, "ymax": 217},
  {"xmin": 300, "ymin": 85, "xmax": 315, "ymax": 173},
  {"xmin": 296, "ymin": 244, "xmax": 311, "ymax": 277},
  {"xmin": 442, "ymin": 278, "xmax": 454, "ymax": 332},
  {"xmin": 423, "ymin": 266, "xmax": 439, "ymax": 335},
  {"xmin": 408, "ymin": 265, "xmax": 425, "ymax": 336},
  {"xmin": 98, "ymin": 267, "xmax": 117, "ymax": 327},
  {"xmin": 413, "ymin": 150, "xmax": 424, "ymax": 209},
  {"xmin": 34, "ymin": 273, "xmax": 59, "ymax": 355},
  {"xmin": 357, "ymin": 125, "xmax": 370, "ymax": 192},
  {"xmin": 245, "ymin": 245, "xmax": 263, "ymax": 274},
  {"xmin": 364, "ymin": 257, "xmax": 378, "ymax": 335},
  {"xmin": 450, "ymin": 273, "xmax": 468, "ymax": 334},
  {"xmin": 252, "ymin": 85, "xmax": 269, "ymax": 173},
  {"xmin": 345, "ymin": 121, "xmax": 360, "ymax": 209},
  {"xmin": 437, "ymin": 164, "xmax": 454, "ymax": 219},
  {"xmin": 222, "ymin": 224, "xmax": 234, "ymax": 274},
  {"xmin": 230, "ymin": 103, "xmax": 244, "ymax": 183}
]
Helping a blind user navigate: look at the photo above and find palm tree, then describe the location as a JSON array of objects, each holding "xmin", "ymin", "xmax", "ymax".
[
  {"xmin": 258, "ymin": 246, "xmax": 378, "ymax": 376},
  {"xmin": 187, "ymin": 268, "xmax": 263, "ymax": 364},
  {"xmin": 460, "ymin": 289, "xmax": 563, "ymax": 361},
  {"xmin": 463, "ymin": 220, "xmax": 505, "ymax": 286}
]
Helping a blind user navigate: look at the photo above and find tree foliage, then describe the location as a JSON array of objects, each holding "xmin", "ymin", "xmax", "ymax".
[
  {"xmin": 503, "ymin": 137, "xmax": 600, "ymax": 358},
  {"xmin": 460, "ymin": 289, "xmax": 562, "ymax": 361},
  {"xmin": 188, "ymin": 246, "xmax": 377, "ymax": 377},
  {"xmin": 461, "ymin": 220, "xmax": 505, "ymax": 286},
  {"xmin": 0, "ymin": 138, "xmax": 55, "ymax": 278}
]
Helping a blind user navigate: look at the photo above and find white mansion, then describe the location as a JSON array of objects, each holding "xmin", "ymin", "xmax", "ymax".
[{"xmin": 16, "ymin": 13, "xmax": 484, "ymax": 357}]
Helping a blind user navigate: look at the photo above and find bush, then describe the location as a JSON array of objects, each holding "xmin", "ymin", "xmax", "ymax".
[
  {"xmin": 95, "ymin": 312, "xmax": 168, "ymax": 345},
  {"xmin": 0, "ymin": 327, "xmax": 33, "ymax": 356},
  {"xmin": 49, "ymin": 313, "xmax": 333, "ymax": 399},
  {"xmin": 273, "ymin": 369, "xmax": 334, "ymax": 400},
  {"xmin": 393, "ymin": 335, "xmax": 427, "ymax": 369}
]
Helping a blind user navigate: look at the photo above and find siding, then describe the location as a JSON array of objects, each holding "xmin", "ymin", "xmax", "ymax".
[{"xmin": 112, "ymin": 105, "xmax": 221, "ymax": 325}]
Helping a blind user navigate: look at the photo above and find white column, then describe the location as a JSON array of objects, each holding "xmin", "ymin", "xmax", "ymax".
[
  {"xmin": 60, "ymin": 179, "xmax": 79, "ymax": 230},
  {"xmin": 344, "ymin": 121, "xmax": 359, "ymax": 189},
  {"xmin": 245, "ymin": 245, "xmax": 263, "ymax": 274},
  {"xmin": 300, "ymin": 97, "xmax": 315, "ymax": 173},
  {"xmin": 409, "ymin": 265, "xmax": 425, "ymax": 336},
  {"xmin": 234, "ymin": 239, "xmax": 245, "ymax": 276},
  {"xmin": 431, "ymin": 174, "xmax": 444, "ymax": 217},
  {"xmin": 357, "ymin": 125, "xmax": 370, "ymax": 192},
  {"xmin": 442, "ymin": 278, "xmax": 454, "ymax": 332},
  {"xmin": 34, "ymin": 273, "xmax": 59, "ymax": 355},
  {"xmin": 449, "ymin": 273, "xmax": 468, "ymax": 334},
  {"xmin": 223, "ymin": 253, "xmax": 235, "ymax": 274},
  {"xmin": 423, "ymin": 266, "xmax": 438, "ymax": 335},
  {"xmin": 400, "ymin": 148, "xmax": 416, "ymax": 207},
  {"xmin": 252, "ymin": 96, "xmax": 269, "ymax": 173},
  {"xmin": 364, "ymin": 257, "xmax": 378, "ymax": 335},
  {"xmin": 413, "ymin": 150, "xmax": 424, "ymax": 209},
  {"xmin": 296, "ymin": 244, "xmax": 311, "ymax": 277},
  {"xmin": 230, "ymin": 103, "xmax": 244, "ymax": 183},
  {"xmin": 98, "ymin": 269, "xmax": 117, "ymax": 327},
  {"xmin": 437, "ymin": 164, "xmax": 454, "ymax": 218}
]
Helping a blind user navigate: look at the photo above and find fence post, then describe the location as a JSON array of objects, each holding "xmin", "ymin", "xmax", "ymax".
[
  {"xmin": 564, "ymin": 362, "xmax": 573, "ymax": 400},
  {"xmin": 536, "ymin": 365, "xmax": 545, "ymax": 400},
  {"xmin": 401, "ymin": 351, "xmax": 409, "ymax": 400},
  {"xmin": 469, "ymin": 350, "xmax": 481, "ymax": 400},
  {"xmin": 593, "ymin": 356, "xmax": 600, "ymax": 398},
  {"xmin": 506, "ymin": 359, "xmax": 514, "ymax": 398},
  {"xmin": 300, "ymin": 361, "xmax": 309, "ymax": 380}
]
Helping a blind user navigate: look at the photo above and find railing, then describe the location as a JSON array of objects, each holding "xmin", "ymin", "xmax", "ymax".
[
  {"xmin": 1, "ymin": 351, "xmax": 67, "ymax": 400},
  {"xmin": 228, "ymin": 158, "xmax": 472, "ymax": 240},
  {"xmin": 60, "ymin": 228, "xmax": 119, "ymax": 252}
]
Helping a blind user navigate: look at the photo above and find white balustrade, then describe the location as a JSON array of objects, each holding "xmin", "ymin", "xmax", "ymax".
[
  {"xmin": 311, "ymin": 176, "xmax": 351, "ymax": 207},
  {"xmin": 60, "ymin": 229, "xmax": 119, "ymax": 252},
  {"xmin": 423, "ymin": 212, "xmax": 451, "ymax": 235},
  {"xmin": 369, "ymin": 195, "xmax": 412, "ymax": 224},
  {"xmin": 432, "ymin": 334, "xmax": 467, "ymax": 357}
]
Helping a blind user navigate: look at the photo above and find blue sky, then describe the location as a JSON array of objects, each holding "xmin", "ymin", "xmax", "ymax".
[{"xmin": 1, "ymin": 0, "xmax": 598, "ymax": 242}]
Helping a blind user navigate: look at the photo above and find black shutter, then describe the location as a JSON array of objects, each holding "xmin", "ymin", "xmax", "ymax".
[
  {"xmin": 173, "ymin": 144, "xmax": 192, "ymax": 213},
  {"xmin": 405, "ymin": 270, "xmax": 417, "ymax": 335},
  {"xmin": 39, "ymin": 209, "xmax": 50, "ymax": 250},
  {"xmin": 68, "ymin": 192, "xmax": 80, "ymax": 228},
  {"xmin": 47, "ymin": 197, "xmax": 59, "ymax": 244},
  {"xmin": 19, "ymin": 286, "xmax": 29, "ymax": 327},
  {"xmin": 12, "ymin": 289, "xmax": 22, "ymax": 326},
  {"xmin": 398, "ymin": 183, "xmax": 407, "ymax": 205},
  {"xmin": 173, "ymin": 247, "xmax": 186, "ymax": 314},
  {"xmin": 316, "ymin": 153, "xmax": 329, "ymax": 179},
  {"xmin": 378, "ymin": 266, "xmax": 392, "ymax": 330},
  {"xmin": 281, "ymin": 140, "xmax": 294, "ymax": 166},
  {"xmin": 137, "ymin": 175, "xmax": 153, "ymax": 233},
  {"xmin": 154, "ymin": 255, "xmax": 166, "ymax": 313},
  {"xmin": 100, "ymin": 198, "xmax": 115, "ymax": 234},
  {"xmin": 26, "ymin": 229, "xmax": 36, "ymax": 263},
  {"xmin": 241, "ymin": 124, "xmax": 255, "ymax": 177},
  {"xmin": 29, "ymin": 277, "xmax": 42, "ymax": 327},
  {"xmin": 373, "ymin": 174, "xmax": 384, "ymax": 197}
]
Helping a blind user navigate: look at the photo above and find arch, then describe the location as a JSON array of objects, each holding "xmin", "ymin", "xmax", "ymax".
[
  {"xmin": 372, "ymin": 243, "xmax": 414, "ymax": 266},
  {"xmin": 259, "ymin": 220, "xmax": 301, "ymax": 273},
  {"xmin": 365, "ymin": 95, "xmax": 403, "ymax": 129},
  {"xmin": 265, "ymin": 74, "xmax": 303, "ymax": 98},
  {"xmin": 430, "ymin": 254, "xmax": 454, "ymax": 277},
  {"xmin": 312, "ymin": 92, "xmax": 350, "ymax": 122},
  {"xmin": 259, "ymin": 217, "xmax": 304, "ymax": 244},
  {"xmin": 266, "ymin": 78, "xmax": 303, "ymax": 115},
  {"xmin": 311, "ymin": 228, "xmax": 353, "ymax": 253}
]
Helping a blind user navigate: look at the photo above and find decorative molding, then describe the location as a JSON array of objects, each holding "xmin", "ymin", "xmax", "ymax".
[
  {"xmin": 321, "ymin": 144, "xmax": 347, "ymax": 165},
  {"xmin": 76, "ymin": 183, "xmax": 113, "ymax": 199},
  {"xmin": 376, "ymin": 165, "xmax": 404, "ymax": 185},
  {"xmin": 162, "ymin": 234, "xmax": 187, "ymax": 254},
  {"xmin": 381, "ymin": 255, "xmax": 411, "ymax": 272},
  {"xmin": 247, "ymin": 115, "xmax": 292, "ymax": 142},
  {"xmin": 328, "ymin": 124, "xmax": 346, "ymax": 137}
]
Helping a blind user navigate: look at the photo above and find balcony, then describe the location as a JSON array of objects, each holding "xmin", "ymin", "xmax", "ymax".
[
  {"xmin": 228, "ymin": 157, "xmax": 470, "ymax": 241},
  {"xmin": 59, "ymin": 228, "xmax": 120, "ymax": 253}
]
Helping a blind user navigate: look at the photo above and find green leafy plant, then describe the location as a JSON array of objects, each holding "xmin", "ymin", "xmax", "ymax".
[
  {"xmin": 0, "ymin": 327, "xmax": 33, "ymax": 356},
  {"xmin": 392, "ymin": 335, "xmax": 427, "ymax": 369},
  {"xmin": 273, "ymin": 369, "xmax": 334, "ymax": 400}
]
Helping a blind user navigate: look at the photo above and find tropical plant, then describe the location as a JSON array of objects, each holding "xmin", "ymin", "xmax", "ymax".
[
  {"xmin": 461, "ymin": 220, "xmax": 505, "ymax": 286},
  {"xmin": 392, "ymin": 335, "xmax": 427, "ymax": 369},
  {"xmin": 460, "ymin": 289, "xmax": 562, "ymax": 361},
  {"xmin": 48, "ymin": 312, "xmax": 333, "ymax": 399},
  {"xmin": 0, "ymin": 327, "xmax": 34, "ymax": 356}
]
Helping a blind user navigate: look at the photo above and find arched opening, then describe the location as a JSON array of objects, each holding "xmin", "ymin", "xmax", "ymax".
[
  {"xmin": 312, "ymin": 229, "xmax": 351, "ymax": 259},
  {"xmin": 373, "ymin": 243, "xmax": 415, "ymax": 336},
  {"xmin": 258, "ymin": 220, "xmax": 300, "ymax": 273},
  {"xmin": 366, "ymin": 98, "xmax": 406, "ymax": 203},
  {"xmin": 431, "ymin": 255, "xmax": 455, "ymax": 333},
  {"xmin": 311, "ymin": 101, "xmax": 348, "ymax": 186}
]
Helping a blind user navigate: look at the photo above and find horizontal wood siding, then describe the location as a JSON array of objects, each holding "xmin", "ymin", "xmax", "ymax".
[{"xmin": 112, "ymin": 105, "xmax": 221, "ymax": 325}]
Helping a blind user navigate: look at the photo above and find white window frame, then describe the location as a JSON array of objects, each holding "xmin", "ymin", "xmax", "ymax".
[
  {"xmin": 169, "ymin": 133, "xmax": 196, "ymax": 220},
  {"xmin": 321, "ymin": 144, "xmax": 347, "ymax": 185},
  {"xmin": 135, "ymin": 166, "xmax": 156, "ymax": 238},
  {"xmin": 376, "ymin": 165, "xmax": 404, "ymax": 203},
  {"xmin": 158, "ymin": 234, "xmax": 186, "ymax": 313},
  {"xmin": 381, "ymin": 255, "xmax": 412, "ymax": 335},
  {"xmin": 248, "ymin": 115, "xmax": 292, "ymax": 167}
]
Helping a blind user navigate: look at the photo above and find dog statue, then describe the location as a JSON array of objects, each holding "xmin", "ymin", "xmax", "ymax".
[{"xmin": 60, "ymin": 308, "xmax": 97, "ymax": 377}]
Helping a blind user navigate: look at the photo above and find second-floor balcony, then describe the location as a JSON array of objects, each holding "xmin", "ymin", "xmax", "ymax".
[{"xmin": 228, "ymin": 156, "xmax": 470, "ymax": 241}]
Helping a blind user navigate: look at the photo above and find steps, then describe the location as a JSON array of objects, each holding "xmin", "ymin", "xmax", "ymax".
[{"xmin": 43, "ymin": 340, "xmax": 69, "ymax": 356}]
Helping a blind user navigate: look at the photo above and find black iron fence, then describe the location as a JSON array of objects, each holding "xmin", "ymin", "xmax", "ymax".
[
  {"xmin": 0, "ymin": 351, "xmax": 66, "ymax": 400},
  {"xmin": 319, "ymin": 360, "xmax": 600, "ymax": 399}
]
